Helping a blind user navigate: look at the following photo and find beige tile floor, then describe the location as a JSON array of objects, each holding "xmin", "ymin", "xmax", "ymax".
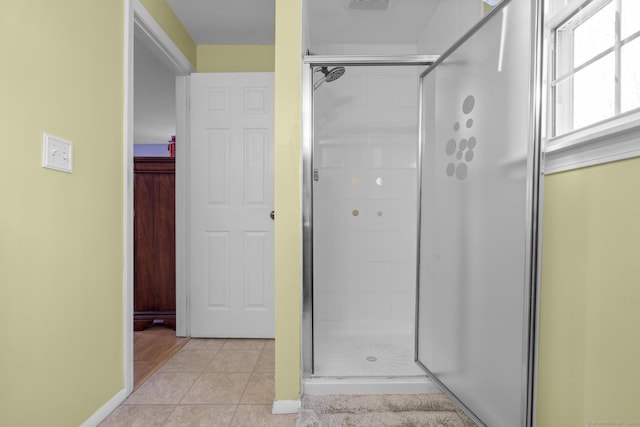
[
  {"xmin": 134, "ymin": 326, "xmax": 189, "ymax": 390},
  {"xmin": 100, "ymin": 338, "xmax": 298, "ymax": 426}
]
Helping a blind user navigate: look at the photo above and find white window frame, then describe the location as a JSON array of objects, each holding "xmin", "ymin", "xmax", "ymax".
[{"xmin": 544, "ymin": 0, "xmax": 640, "ymax": 173}]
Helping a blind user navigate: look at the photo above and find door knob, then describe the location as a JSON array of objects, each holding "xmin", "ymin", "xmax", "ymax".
[{"xmin": 270, "ymin": 211, "xmax": 275, "ymax": 220}]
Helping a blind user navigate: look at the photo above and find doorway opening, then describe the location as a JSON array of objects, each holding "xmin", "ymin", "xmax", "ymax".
[{"xmin": 126, "ymin": 0, "xmax": 194, "ymax": 393}]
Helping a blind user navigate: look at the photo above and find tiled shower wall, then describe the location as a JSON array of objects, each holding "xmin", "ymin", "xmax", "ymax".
[{"xmin": 313, "ymin": 63, "xmax": 420, "ymax": 335}]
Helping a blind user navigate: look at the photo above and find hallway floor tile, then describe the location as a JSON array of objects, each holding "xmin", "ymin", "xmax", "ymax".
[{"xmin": 100, "ymin": 338, "xmax": 297, "ymax": 427}]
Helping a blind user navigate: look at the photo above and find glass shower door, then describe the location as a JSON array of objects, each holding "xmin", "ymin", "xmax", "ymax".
[
  {"xmin": 312, "ymin": 64, "xmax": 424, "ymax": 378},
  {"xmin": 417, "ymin": 1, "xmax": 542, "ymax": 426}
]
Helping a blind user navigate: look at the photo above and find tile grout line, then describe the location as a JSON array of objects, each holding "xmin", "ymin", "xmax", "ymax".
[
  {"xmin": 133, "ymin": 330, "xmax": 190, "ymax": 390},
  {"xmin": 159, "ymin": 404, "xmax": 178, "ymax": 426},
  {"xmin": 236, "ymin": 340, "xmax": 265, "ymax": 408},
  {"xmin": 111, "ymin": 339, "xmax": 282, "ymax": 426},
  {"xmin": 227, "ymin": 339, "xmax": 266, "ymax": 426},
  {"xmin": 158, "ymin": 339, "xmax": 227, "ymax": 425},
  {"xmin": 161, "ymin": 340, "xmax": 216, "ymax": 427},
  {"xmin": 168, "ymin": 338, "xmax": 225, "ymax": 419}
]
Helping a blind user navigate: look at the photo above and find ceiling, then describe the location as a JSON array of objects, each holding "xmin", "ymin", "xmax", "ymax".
[
  {"xmin": 134, "ymin": 36, "xmax": 177, "ymax": 145},
  {"xmin": 135, "ymin": 0, "xmax": 445, "ymax": 145},
  {"xmin": 167, "ymin": 0, "xmax": 441, "ymax": 45},
  {"xmin": 306, "ymin": 0, "xmax": 440, "ymax": 45},
  {"xmin": 166, "ymin": 0, "xmax": 276, "ymax": 44}
]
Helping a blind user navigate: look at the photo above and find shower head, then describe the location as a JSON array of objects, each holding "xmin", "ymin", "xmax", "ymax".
[
  {"xmin": 321, "ymin": 66, "xmax": 345, "ymax": 82},
  {"xmin": 313, "ymin": 66, "xmax": 346, "ymax": 90}
]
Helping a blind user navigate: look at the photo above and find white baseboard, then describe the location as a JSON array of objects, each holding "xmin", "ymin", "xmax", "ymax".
[
  {"xmin": 80, "ymin": 388, "xmax": 128, "ymax": 427},
  {"xmin": 272, "ymin": 399, "xmax": 301, "ymax": 414}
]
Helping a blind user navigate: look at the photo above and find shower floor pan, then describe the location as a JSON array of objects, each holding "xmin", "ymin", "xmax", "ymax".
[
  {"xmin": 314, "ymin": 333, "xmax": 424, "ymax": 377},
  {"xmin": 308, "ymin": 333, "xmax": 437, "ymax": 395}
]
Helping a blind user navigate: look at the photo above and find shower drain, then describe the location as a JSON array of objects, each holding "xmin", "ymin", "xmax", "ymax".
[{"xmin": 364, "ymin": 355, "xmax": 379, "ymax": 363}]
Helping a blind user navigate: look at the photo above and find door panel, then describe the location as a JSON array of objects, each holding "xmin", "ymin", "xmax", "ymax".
[
  {"xmin": 417, "ymin": 1, "xmax": 540, "ymax": 426},
  {"xmin": 190, "ymin": 73, "xmax": 274, "ymax": 338}
]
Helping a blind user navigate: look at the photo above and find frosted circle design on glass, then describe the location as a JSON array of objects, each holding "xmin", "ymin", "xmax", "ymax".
[
  {"xmin": 456, "ymin": 163, "xmax": 468, "ymax": 180},
  {"xmin": 462, "ymin": 95, "xmax": 475, "ymax": 114},
  {"xmin": 376, "ymin": 177, "xmax": 383, "ymax": 186},
  {"xmin": 465, "ymin": 150, "xmax": 474, "ymax": 162},
  {"xmin": 446, "ymin": 139, "xmax": 457, "ymax": 155},
  {"xmin": 352, "ymin": 209, "xmax": 359, "ymax": 217},
  {"xmin": 377, "ymin": 211, "xmax": 383, "ymax": 217},
  {"xmin": 445, "ymin": 95, "xmax": 478, "ymax": 179},
  {"xmin": 446, "ymin": 163, "xmax": 456, "ymax": 176}
]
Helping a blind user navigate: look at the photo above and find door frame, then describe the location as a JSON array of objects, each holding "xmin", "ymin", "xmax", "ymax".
[{"xmin": 124, "ymin": 0, "xmax": 194, "ymax": 394}]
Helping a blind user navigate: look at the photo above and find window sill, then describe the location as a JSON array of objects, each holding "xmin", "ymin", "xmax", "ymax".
[{"xmin": 544, "ymin": 111, "xmax": 640, "ymax": 174}]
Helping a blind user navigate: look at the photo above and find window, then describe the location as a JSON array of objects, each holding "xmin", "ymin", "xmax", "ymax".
[{"xmin": 550, "ymin": 0, "xmax": 640, "ymax": 137}]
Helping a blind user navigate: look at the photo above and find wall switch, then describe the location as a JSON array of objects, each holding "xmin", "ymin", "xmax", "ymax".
[{"xmin": 43, "ymin": 133, "xmax": 72, "ymax": 173}]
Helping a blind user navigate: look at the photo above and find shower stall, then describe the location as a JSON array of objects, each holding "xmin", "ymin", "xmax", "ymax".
[
  {"xmin": 302, "ymin": 0, "xmax": 543, "ymax": 425},
  {"xmin": 305, "ymin": 58, "xmax": 436, "ymax": 388}
]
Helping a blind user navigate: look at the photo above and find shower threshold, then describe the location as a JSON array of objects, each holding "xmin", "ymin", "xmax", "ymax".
[{"xmin": 303, "ymin": 375, "xmax": 439, "ymax": 395}]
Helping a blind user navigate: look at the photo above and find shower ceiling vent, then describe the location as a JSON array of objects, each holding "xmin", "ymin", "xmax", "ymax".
[{"xmin": 347, "ymin": 0, "xmax": 391, "ymax": 11}]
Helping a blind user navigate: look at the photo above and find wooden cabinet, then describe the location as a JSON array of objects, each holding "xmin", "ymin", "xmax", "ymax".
[{"xmin": 134, "ymin": 157, "xmax": 176, "ymax": 331}]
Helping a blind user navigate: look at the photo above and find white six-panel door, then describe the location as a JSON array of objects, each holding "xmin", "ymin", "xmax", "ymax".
[{"xmin": 189, "ymin": 73, "xmax": 274, "ymax": 338}]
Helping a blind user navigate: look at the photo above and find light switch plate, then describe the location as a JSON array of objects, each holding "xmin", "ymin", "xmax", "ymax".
[{"xmin": 43, "ymin": 133, "xmax": 72, "ymax": 173}]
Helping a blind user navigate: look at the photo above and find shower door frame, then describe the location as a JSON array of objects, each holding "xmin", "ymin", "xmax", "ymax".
[
  {"xmin": 301, "ymin": 55, "xmax": 438, "ymax": 378},
  {"xmin": 414, "ymin": 1, "xmax": 545, "ymax": 425}
]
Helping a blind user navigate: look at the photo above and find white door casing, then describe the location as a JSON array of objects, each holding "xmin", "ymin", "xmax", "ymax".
[{"xmin": 189, "ymin": 73, "xmax": 274, "ymax": 338}]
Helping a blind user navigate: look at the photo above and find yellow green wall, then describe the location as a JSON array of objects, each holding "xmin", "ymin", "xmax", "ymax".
[
  {"xmin": 140, "ymin": 0, "xmax": 196, "ymax": 67},
  {"xmin": 197, "ymin": 45, "xmax": 275, "ymax": 72},
  {"xmin": 274, "ymin": 0, "xmax": 303, "ymax": 400},
  {"xmin": 0, "ymin": 1, "xmax": 125, "ymax": 426},
  {"xmin": 140, "ymin": 1, "xmax": 274, "ymax": 73},
  {"xmin": 537, "ymin": 157, "xmax": 640, "ymax": 426}
]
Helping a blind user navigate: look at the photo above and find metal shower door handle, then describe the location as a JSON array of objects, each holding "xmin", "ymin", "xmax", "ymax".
[{"xmin": 270, "ymin": 211, "xmax": 275, "ymax": 220}]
